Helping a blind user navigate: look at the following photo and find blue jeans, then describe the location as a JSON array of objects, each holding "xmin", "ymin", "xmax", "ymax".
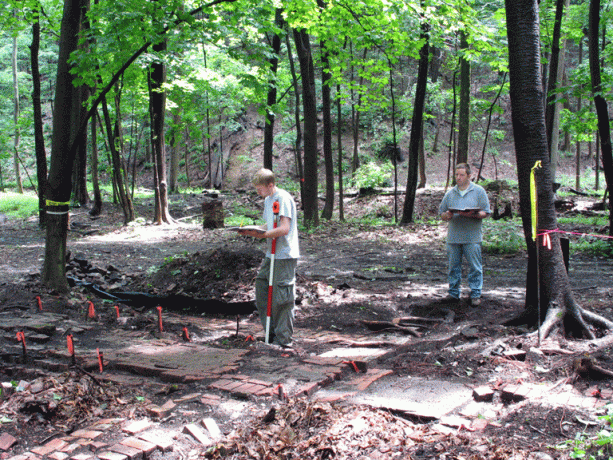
[{"xmin": 447, "ymin": 243, "xmax": 483, "ymax": 299}]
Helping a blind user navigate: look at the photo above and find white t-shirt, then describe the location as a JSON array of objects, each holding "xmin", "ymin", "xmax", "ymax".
[{"xmin": 263, "ymin": 188, "xmax": 300, "ymax": 259}]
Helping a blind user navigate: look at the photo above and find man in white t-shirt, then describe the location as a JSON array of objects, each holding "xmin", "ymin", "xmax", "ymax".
[{"xmin": 239, "ymin": 169, "xmax": 299, "ymax": 347}]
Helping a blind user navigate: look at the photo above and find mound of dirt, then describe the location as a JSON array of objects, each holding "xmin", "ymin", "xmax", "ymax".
[{"xmin": 142, "ymin": 246, "xmax": 265, "ymax": 303}]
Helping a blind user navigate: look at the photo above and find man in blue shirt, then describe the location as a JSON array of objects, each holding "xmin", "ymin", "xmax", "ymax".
[{"xmin": 439, "ymin": 163, "xmax": 491, "ymax": 306}]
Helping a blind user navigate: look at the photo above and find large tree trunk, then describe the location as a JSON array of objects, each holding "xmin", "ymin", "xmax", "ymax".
[
  {"xmin": 72, "ymin": 83, "xmax": 89, "ymax": 206},
  {"xmin": 337, "ymin": 83, "xmax": 344, "ymax": 222},
  {"xmin": 589, "ymin": 0, "xmax": 613, "ymax": 236},
  {"xmin": 401, "ymin": 22, "xmax": 429, "ymax": 224},
  {"xmin": 31, "ymin": 4, "xmax": 48, "ymax": 227},
  {"xmin": 263, "ymin": 8, "xmax": 283, "ymax": 171},
  {"xmin": 457, "ymin": 30, "xmax": 470, "ymax": 166},
  {"xmin": 42, "ymin": 0, "xmax": 86, "ymax": 293},
  {"xmin": 293, "ymin": 28, "xmax": 318, "ymax": 227},
  {"xmin": 504, "ymin": 0, "xmax": 613, "ymax": 339},
  {"xmin": 149, "ymin": 37, "xmax": 173, "ymax": 224}
]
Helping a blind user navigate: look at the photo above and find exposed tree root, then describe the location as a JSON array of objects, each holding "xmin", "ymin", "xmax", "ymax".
[{"xmin": 537, "ymin": 298, "xmax": 613, "ymax": 341}]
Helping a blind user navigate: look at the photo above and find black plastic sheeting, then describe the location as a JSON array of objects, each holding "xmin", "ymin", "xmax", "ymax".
[{"xmin": 67, "ymin": 276, "xmax": 256, "ymax": 315}]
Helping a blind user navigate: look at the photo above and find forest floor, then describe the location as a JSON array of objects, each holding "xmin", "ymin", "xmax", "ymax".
[{"xmin": 2, "ymin": 179, "xmax": 613, "ymax": 460}]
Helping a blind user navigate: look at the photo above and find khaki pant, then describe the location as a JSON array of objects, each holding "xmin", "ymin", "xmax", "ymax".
[{"xmin": 255, "ymin": 258, "xmax": 297, "ymax": 347}]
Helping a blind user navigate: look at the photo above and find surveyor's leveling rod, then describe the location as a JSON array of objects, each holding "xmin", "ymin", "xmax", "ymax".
[{"xmin": 265, "ymin": 201, "xmax": 280, "ymax": 344}]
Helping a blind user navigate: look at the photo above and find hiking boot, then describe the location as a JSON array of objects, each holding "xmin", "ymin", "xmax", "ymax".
[{"xmin": 470, "ymin": 297, "xmax": 481, "ymax": 307}]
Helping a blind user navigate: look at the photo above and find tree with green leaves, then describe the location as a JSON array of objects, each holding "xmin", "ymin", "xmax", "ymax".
[{"xmin": 504, "ymin": 0, "xmax": 613, "ymax": 339}]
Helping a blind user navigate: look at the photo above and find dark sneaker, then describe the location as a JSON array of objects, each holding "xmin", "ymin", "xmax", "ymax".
[{"xmin": 470, "ymin": 298, "xmax": 481, "ymax": 307}]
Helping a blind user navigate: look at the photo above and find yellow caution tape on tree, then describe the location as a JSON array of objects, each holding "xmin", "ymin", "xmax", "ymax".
[
  {"xmin": 46, "ymin": 199, "xmax": 70, "ymax": 207},
  {"xmin": 530, "ymin": 161, "xmax": 542, "ymax": 241}
]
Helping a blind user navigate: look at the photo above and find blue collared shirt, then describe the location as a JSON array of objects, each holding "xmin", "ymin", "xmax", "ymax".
[{"xmin": 439, "ymin": 182, "xmax": 491, "ymax": 244}]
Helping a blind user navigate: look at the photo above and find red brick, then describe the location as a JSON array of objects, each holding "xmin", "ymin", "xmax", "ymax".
[
  {"xmin": 69, "ymin": 430, "xmax": 102, "ymax": 440},
  {"xmin": 357, "ymin": 369, "xmax": 393, "ymax": 391},
  {"xmin": 254, "ymin": 387, "xmax": 274, "ymax": 396},
  {"xmin": 294, "ymin": 382, "xmax": 319, "ymax": 397},
  {"xmin": 48, "ymin": 452, "xmax": 69, "ymax": 460},
  {"xmin": 200, "ymin": 394, "xmax": 222, "ymax": 406},
  {"xmin": 316, "ymin": 392, "xmax": 356, "ymax": 403},
  {"xmin": 472, "ymin": 386, "xmax": 494, "ymax": 402},
  {"xmin": 183, "ymin": 424, "xmax": 212, "ymax": 446},
  {"xmin": 122, "ymin": 420, "xmax": 153, "ymax": 435},
  {"xmin": 60, "ymin": 443, "xmax": 81, "ymax": 454},
  {"xmin": 202, "ymin": 418, "xmax": 222, "ymax": 440},
  {"xmin": 137, "ymin": 430, "xmax": 174, "ymax": 453},
  {"xmin": 96, "ymin": 452, "xmax": 127, "ymax": 460},
  {"xmin": 230, "ymin": 383, "xmax": 262, "ymax": 395},
  {"xmin": 0, "ymin": 433, "xmax": 17, "ymax": 451},
  {"xmin": 501, "ymin": 384, "xmax": 531, "ymax": 402},
  {"xmin": 69, "ymin": 453, "xmax": 93, "ymax": 460},
  {"xmin": 88, "ymin": 441, "xmax": 107, "ymax": 452},
  {"xmin": 31, "ymin": 438, "xmax": 67, "ymax": 456},
  {"xmin": 120, "ymin": 438, "xmax": 156, "ymax": 457},
  {"xmin": 109, "ymin": 443, "xmax": 143, "ymax": 460}
]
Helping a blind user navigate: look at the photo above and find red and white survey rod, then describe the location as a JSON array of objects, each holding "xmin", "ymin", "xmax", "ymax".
[{"xmin": 265, "ymin": 201, "xmax": 280, "ymax": 344}]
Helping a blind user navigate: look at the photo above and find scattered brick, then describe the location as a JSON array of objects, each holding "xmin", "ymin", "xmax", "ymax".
[
  {"xmin": 6, "ymin": 454, "xmax": 35, "ymax": 460},
  {"xmin": 70, "ymin": 452, "xmax": 93, "ymax": 460},
  {"xmin": 315, "ymin": 392, "xmax": 356, "ymax": 403},
  {"xmin": 60, "ymin": 443, "xmax": 81, "ymax": 454},
  {"xmin": 96, "ymin": 452, "xmax": 127, "ymax": 460},
  {"xmin": 48, "ymin": 453, "xmax": 69, "ymax": 460},
  {"xmin": 120, "ymin": 438, "xmax": 156, "ymax": 457},
  {"xmin": 200, "ymin": 394, "xmax": 222, "ymax": 406},
  {"xmin": 174, "ymin": 393, "xmax": 201, "ymax": 403},
  {"xmin": 471, "ymin": 418, "xmax": 489, "ymax": 431},
  {"xmin": 88, "ymin": 441, "xmax": 108, "ymax": 453},
  {"xmin": 254, "ymin": 387, "xmax": 274, "ymax": 397},
  {"xmin": 202, "ymin": 418, "xmax": 222, "ymax": 440},
  {"xmin": 294, "ymin": 382, "xmax": 319, "ymax": 397},
  {"xmin": 137, "ymin": 430, "xmax": 174, "ymax": 453},
  {"xmin": 31, "ymin": 438, "xmax": 67, "ymax": 456},
  {"xmin": 69, "ymin": 430, "xmax": 103, "ymax": 440},
  {"xmin": 122, "ymin": 420, "xmax": 153, "ymax": 436},
  {"xmin": 356, "ymin": 369, "xmax": 393, "ymax": 391},
  {"xmin": 183, "ymin": 424, "xmax": 212, "ymax": 447},
  {"xmin": 0, "ymin": 433, "xmax": 17, "ymax": 451},
  {"xmin": 501, "ymin": 384, "xmax": 531, "ymax": 403},
  {"xmin": 109, "ymin": 443, "xmax": 143, "ymax": 460},
  {"xmin": 472, "ymin": 386, "xmax": 494, "ymax": 402},
  {"xmin": 146, "ymin": 400, "xmax": 176, "ymax": 419}
]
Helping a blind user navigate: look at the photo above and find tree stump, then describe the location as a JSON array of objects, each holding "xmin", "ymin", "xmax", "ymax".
[{"xmin": 202, "ymin": 199, "xmax": 224, "ymax": 229}]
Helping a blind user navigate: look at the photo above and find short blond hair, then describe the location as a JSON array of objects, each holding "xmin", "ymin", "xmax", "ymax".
[{"xmin": 252, "ymin": 168, "xmax": 275, "ymax": 186}]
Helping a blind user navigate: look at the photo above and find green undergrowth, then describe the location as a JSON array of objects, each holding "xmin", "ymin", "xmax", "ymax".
[
  {"xmin": 554, "ymin": 403, "xmax": 613, "ymax": 459},
  {"xmin": 482, "ymin": 218, "xmax": 526, "ymax": 255},
  {"xmin": 0, "ymin": 191, "xmax": 39, "ymax": 219}
]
